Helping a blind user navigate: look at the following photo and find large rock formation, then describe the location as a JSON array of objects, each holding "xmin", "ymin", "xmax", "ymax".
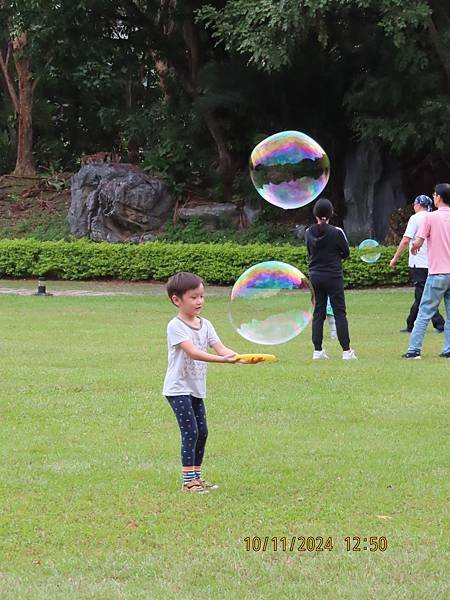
[
  {"xmin": 68, "ymin": 163, "xmax": 174, "ymax": 242},
  {"xmin": 343, "ymin": 142, "xmax": 407, "ymax": 243},
  {"xmin": 177, "ymin": 201, "xmax": 239, "ymax": 230}
]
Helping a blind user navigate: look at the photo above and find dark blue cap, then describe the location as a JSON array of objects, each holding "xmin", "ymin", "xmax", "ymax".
[{"xmin": 414, "ymin": 195, "xmax": 433, "ymax": 211}]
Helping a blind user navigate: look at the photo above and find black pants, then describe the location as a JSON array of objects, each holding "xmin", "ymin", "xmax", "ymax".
[
  {"xmin": 166, "ymin": 395, "xmax": 208, "ymax": 467},
  {"xmin": 310, "ymin": 273, "xmax": 350, "ymax": 351},
  {"xmin": 406, "ymin": 267, "xmax": 445, "ymax": 331}
]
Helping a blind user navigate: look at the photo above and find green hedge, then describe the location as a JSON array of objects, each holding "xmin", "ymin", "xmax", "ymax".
[{"xmin": 0, "ymin": 239, "xmax": 410, "ymax": 287}]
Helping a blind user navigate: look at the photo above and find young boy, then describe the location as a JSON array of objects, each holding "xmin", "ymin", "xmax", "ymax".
[{"xmin": 163, "ymin": 272, "xmax": 238, "ymax": 493}]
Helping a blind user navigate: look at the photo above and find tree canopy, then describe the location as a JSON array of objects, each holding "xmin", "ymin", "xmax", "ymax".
[{"xmin": 0, "ymin": 0, "xmax": 448, "ymax": 203}]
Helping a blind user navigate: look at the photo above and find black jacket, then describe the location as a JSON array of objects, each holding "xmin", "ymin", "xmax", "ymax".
[{"xmin": 305, "ymin": 223, "xmax": 350, "ymax": 277}]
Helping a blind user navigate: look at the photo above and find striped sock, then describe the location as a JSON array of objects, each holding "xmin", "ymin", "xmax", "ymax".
[
  {"xmin": 194, "ymin": 467, "xmax": 201, "ymax": 481},
  {"xmin": 182, "ymin": 469, "xmax": 196, "ymax": 485}
]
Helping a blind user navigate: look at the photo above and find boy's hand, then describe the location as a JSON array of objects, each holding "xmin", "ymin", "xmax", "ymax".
[
  {"xmin": 236, "ymin": 356, "xmax": 265, "ymax": 364},
  {"xmin": 223, "ymin": 353, "xmax": 238, "ymax": 363}
]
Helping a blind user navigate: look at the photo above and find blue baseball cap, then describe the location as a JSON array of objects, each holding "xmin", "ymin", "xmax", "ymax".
[{"xmin": 414, "ymin": 195, "xmax": 433, "ymax": 211}]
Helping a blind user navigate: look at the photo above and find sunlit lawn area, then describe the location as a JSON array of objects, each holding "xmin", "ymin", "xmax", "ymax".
[{"xmin": 0, "ymin": 285, "xmax": 448, "ymax": 599}]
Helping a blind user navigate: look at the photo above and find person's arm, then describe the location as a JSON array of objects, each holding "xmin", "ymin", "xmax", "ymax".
[
  {"xmin": 389, "ymin": 236, "xmax": 411, "ymax": 267},
  {"xmin": 412, "ymin": 216, "xmax": 430, "ymax": 255},
  {"xmin": 179, "ymin": 340, "xmax": 236, "ymax": 363},
  {"xmin": 336, "ymin": 228, "xmax": 350, "ymax": 259},
  {"xmin": 206, "ymin": 321, "xmax": 236, "ymax": 359},
  {"xmin": 211, "ymin": 341, "xmax": 236, "ymax": 357},
  {"xmin": 211, "ymin": 342, "xmax": 265, "ymax": 364},
  {"xmin": 305, "ymin": 229, "xmax": 312, "ymax": 258},
  {"xmin": 411, "ymin": 237, "xmax": 425, "ymax": 255}
]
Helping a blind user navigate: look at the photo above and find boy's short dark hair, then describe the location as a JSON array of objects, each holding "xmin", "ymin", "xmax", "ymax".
[
  {"xmin": 166, "ymin": 272, "xmax": 204, "ymax": 302},
  {"xmin": 435, "ymin": 183, "xmax": 450, "ymax": 206}
]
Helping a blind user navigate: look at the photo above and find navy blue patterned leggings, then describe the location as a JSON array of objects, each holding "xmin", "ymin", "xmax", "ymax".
[{"xmin": 166, "ymin": 395, "xmax": 208, "ymax": 467}]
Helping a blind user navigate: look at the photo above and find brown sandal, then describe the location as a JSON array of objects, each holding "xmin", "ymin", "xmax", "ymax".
[
  {"xmin": 198, "ymin": 479, "xmax": 219, "ymax": 490},
  {"xmin": 182, "ymin": 480, "xmax": 209, "ymax": 493}
]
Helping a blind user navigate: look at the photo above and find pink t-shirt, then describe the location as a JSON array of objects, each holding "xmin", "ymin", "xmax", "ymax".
[{"xmin": 417, "ymin": 206, "xmax": 450, "ymax": 274}]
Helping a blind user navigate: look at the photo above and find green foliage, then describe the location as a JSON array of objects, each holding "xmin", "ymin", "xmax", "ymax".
[
  {"xmin": 235, "ymin": 219, "xmax": 296, "ymax": 245},
  {"xmin": 198, "ymin": 0, "xmax": 450, "ymax": 164},
  {"xmin": 197, "ymin": 0, "xmax": 318, "ymax": 71},
  {"xmin": 0, "ymin": 239, "xmax": 409, "ymax": 286},
  {"xmin": 142, "ymin": 136, "xmax": 192, "ymax": 185},
  {"xmin": 162, "ymin": 217, "xmax": 298, "ymax": 245},
  {"xmin": 1, "ymin": 0, "xmax": 448, "ymax": 209},
  {"xmin": 139, "ymin": 100, "xmax": 212, "ymax": 197},
  {"xmin": 163, "ymin": 218, "xmax": 211, "ymax": 243}
]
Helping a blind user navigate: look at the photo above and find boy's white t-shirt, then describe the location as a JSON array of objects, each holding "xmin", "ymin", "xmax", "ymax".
[
  {"xmin": 163, "ymin": 316, "xmax": 220, "ymax": 398},
  {"xmin": 404, "ymin": 211, "xmax": 429, "ymax": 268}
]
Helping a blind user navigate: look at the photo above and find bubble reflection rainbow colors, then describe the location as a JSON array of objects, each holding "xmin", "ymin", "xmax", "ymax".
[
  {"xmin": 358, "ymin": 239, "xmax": 381, "ymax": 264},
  {"xmin": 229, "ymin": 261, "xmax": 314, "ymax": 345},
  {"xmin": 250, "ymin": 131, "xmax": 330, "ymax": 210}
]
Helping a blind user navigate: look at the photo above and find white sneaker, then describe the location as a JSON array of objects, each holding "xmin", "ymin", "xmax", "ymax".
[
  {"xmin": 313, "ymin": 350, "xmax": 329, "ymax": 360},
  {"xmin": 342, "ymin": 349, "xmax": 357, "ymax": 360}
]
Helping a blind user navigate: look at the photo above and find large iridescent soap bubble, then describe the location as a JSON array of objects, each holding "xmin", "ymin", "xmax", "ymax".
[
  {"xmin": 249, "ymin": 130, "xmax": 330, "ymax": 210},
  {"xmin": 358, "ymin": 239, "xmax": 381, "ymax": 263},
  {"xmin": 229, "ymin": 261, "xmax": 314, "ymax": 345}
]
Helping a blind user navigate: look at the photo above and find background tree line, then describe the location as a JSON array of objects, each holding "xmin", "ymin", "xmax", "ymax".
[{"xmin": 0, "ymin": 0, "xmax": 448, "ymax": 214}]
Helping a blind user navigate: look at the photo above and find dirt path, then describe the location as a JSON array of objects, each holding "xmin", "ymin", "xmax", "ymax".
[
  {"xmin": 0, "ymin": 278, "xmax": 411, "ymax": 297},
  {"xmin": 0, "ymin": 279, "xmax": 230, "ymax": 296}
]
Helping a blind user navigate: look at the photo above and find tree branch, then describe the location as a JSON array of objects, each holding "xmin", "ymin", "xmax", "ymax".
[
  {"xmin": 0, "ymin": 44, "xmax": 19, "ymax": 113},
  {"xmin": 5, "ymin": 42, "xmax": 10, "ymax": 68}
]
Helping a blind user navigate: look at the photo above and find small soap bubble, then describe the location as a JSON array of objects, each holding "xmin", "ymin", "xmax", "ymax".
[{"xmin": 358, "ymin": 239, "xmax": 381, "ymax": 263}]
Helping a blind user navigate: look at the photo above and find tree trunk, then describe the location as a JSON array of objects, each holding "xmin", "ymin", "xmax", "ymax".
[
  {"xmin": 203, "ymin": 111, "xmax": 235, "ymax": 203},
  {"xmin": 153, "ymin": 53, "xmax": 173, "ymax": 102},
  {"xmin": 123, "ymin": 0, "xmax": 237, "ymax": 199},
  {"xmin": 12, "ymin": 33, "xmax": 35, "ymax": 176},
  {"xmin": 182, "ymin": 4, "xmax": 235, "ymax": 201}
]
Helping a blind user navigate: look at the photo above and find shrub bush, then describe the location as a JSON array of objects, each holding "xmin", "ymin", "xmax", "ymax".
[
  {"xmin": 163, "ymin": 217, "xmax": 300, "ymax": 245},
  {"xmin": 0, "ymin": 239, "xmax": 410, "ymax": 287}
]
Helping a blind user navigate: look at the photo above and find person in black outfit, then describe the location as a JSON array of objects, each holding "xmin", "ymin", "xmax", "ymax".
[
  {"xmin": 405, "ymin": 268, "xmax": 445, "ymax": 332},
  {"xmin": 305, "ymin": 198, "xmax": 357, "ymax": 360}
]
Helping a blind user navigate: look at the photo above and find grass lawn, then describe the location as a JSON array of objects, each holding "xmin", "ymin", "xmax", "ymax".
[{"xmin": 0, "ymin": 286, "xmax": 448, "ymax": 599}]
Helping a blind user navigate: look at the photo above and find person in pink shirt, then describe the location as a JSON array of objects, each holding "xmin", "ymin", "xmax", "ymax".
[{"xmin": 402, "ymin": 183, "xmax": 450, "ymax": 359}]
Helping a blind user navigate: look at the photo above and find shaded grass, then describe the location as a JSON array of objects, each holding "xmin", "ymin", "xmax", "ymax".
[
  {"xmin": 0, "ymin": 289, "xmax": 448, "ymax": 599},
  {"xmin": 0, "ymin": 212, "xmax": 71, "ymax": 241}
]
